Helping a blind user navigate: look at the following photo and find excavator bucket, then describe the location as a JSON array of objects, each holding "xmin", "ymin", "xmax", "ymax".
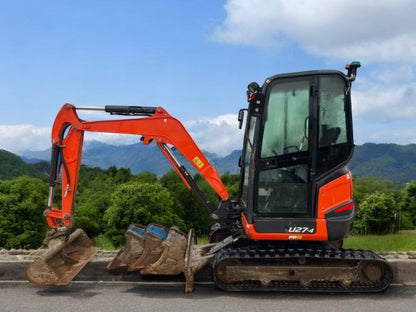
[
  {"xmin": 127, "ymin": 224, "xmax": 168, "ymax": 271},
  {"xmin": 106, "ymin": 224, "xmax": 146, "ymax": 271},
  {"xmin": 106, "ymin": 224, "xmax": 229, "ymax": 292},
  {"xmin": 140, "ymin": 227, "xmax": 187, "ymax": 275},
  {"xmin": 107, "ymin": 224, "xmax": 189, "ymax": 275},
  {"xmin": 27, "ymin": 228, "xmax": 99, "ymax": 286},
  {"xmin": 27, "ymin": 222, "xmax": 235, "ymax": 292}
]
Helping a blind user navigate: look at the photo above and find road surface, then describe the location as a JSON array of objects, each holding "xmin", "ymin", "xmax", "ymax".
[{"xmin": 1, "ymin": 282, "xmax": 415, "ymax": 312}]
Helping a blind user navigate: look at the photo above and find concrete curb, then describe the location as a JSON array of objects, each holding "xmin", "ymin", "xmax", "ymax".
[
  {"xmin": 389, "ymin": 259, "xmax": 416, "ymax": 286},
  {"xmin": 1, "ymin": 251, "xmax": 415, "ymax": 286}
]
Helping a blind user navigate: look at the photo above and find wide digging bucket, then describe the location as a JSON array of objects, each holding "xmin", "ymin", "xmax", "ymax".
[
  {"xmin": 106, "ymin": 224, "xmax": 146, "ymax": 271},
  {"xmin": 27, "ymin": 228, "xmax": 99, "ymax": 286}
]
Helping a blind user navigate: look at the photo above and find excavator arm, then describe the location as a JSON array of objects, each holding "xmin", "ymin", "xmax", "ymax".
[{"xmin": 45, "ymin": 103, "xmax": 229, "ymax": 228}]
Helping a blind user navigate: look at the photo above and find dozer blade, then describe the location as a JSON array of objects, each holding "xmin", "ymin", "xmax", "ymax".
[
  {"xmin": 27, "ymin": 228, "xmax": 99, "ymax": 286},
  {"xmin": 106, "ymin": 224, "xmax": 145, "ymax": 271}
]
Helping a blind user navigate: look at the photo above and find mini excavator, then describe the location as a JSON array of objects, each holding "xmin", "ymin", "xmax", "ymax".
[{"xmin": 27, "ymin": 62, "xmax": 393, "ymax": 292}]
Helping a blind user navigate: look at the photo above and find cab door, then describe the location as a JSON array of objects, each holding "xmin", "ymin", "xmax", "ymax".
[{"xmin": 256, "ymin": 76, "xmax": 314, "ymax": 218}]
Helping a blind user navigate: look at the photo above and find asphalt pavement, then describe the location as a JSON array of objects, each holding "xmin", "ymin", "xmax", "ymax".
[
  {"xmin": 1, "ymin": 282, "xmax": 416, "ymax": 312},
  {"xmin": 1, "ymin": 249, "xmax": 415, "ymax": 287}
]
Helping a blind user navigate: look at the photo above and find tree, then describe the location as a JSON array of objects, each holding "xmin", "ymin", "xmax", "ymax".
[
  {"xmin": 400, "ymin": 181, "xmax": 416, "ymax": 228},
  {"xmin": 73, "ymin": 166, "xmax": 114, "ymax": 237},
  {"xmin": 0, "ymin": 150, "xmax": 46, "ymax": 180},
  {"xmin": 221, "ymin": 172, "xmax": 240, "ymax": 200},
  {"xmin": 104, "ymin": 181, "xmax": 185, "ymax": 246},
  {"xmin": 0, "ymin": 177, "xmax": 49, "ymax": 248},
  {"xmin": 353, "ymin": 176, "xmax": 402, "ymax": 208},
  {"xmin": 160, "ymin": 170, "xmax": 216, "ymax": 235},
  {"xmin": 131, "ymin": 172, "xmax": 158, "ymax": 184},
  {"xmin": 74, "ymin": 165, "xmax": 136, "ymax": 237},
  {"xmin": 354, "ymin": 192, "xmax": 397, "ymax": 234}
]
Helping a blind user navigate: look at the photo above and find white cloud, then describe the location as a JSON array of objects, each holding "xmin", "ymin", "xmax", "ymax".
[
  {"xmin": 0, "ymin": 115, "xmax": 244, "ymax": 157},
  {"xmin": 353, "ymin": 79, "xmax": 416, "ymax": 122},
  {"xmin": 213, "ymin": 0, "xmax": 416, "ymax": 64},
  {"xmin": 0, "ymin": 125, "xmax": 51, "ymax": 154},
  {"xmin": 83, "ymin": 132, "xmax": 140, "ymax": 146},
  {"xmin": 80, "ymin": 112, "xmax": 245, "ymax": 156},
  {"xmin": 184, "ymin": 114, "xmax": 244, "ymax": 156}
]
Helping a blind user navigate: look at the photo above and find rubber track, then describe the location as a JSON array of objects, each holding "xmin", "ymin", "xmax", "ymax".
[{"xmin": 212, "ymin": 245, "xmax": 393, "ymax": 293}]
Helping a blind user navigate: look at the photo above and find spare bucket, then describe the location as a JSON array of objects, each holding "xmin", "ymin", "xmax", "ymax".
[
  {"xmin": 106, "ymin": 224, "xmax": 146, "ymax": 271},
  {"xmin": 128, "ymin": 224, "xmax": 168, "ymax": 271}
]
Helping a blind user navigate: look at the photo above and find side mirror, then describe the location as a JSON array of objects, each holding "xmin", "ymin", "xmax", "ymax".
[{"xmin": 238, "ymin": 109, "xmax": 247, "ymax": 129}]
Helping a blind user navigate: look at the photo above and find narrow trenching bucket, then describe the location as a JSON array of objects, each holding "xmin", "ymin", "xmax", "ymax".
[
  {"xmin": 140, "ymin": 227, "xmax": 187, "ymax": 275},
  {"xmin": 106, "ymin": 224, "xmax": 146, "ymax": 271},
  {"xmin": 107, "ymin": 223, "xmax": 229, "ymax": 292},
  {"xmin": 107, "ymin": 224, "xmax": 188, "ymax": 275},
  {"xmin": 128, "ymin": 224, "xmax": 168, "ymax": 271},
  {"xmin": 27, "ymin": 228, "xmax": 99, "ymax": 286}
]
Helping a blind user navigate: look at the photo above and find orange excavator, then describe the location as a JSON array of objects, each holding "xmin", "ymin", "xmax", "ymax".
[{"xmin": 27, "ymin": 62, "xmax": 393, "ymax": 292}]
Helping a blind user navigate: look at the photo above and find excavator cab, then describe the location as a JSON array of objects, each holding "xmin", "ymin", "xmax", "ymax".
[
  {"xmin": 210, "ymin": 63, "xmax": 390, "ymax": 292},
  {"xmin": 239, "ymin": 65, "xmax": 358, "ymax": 243}
]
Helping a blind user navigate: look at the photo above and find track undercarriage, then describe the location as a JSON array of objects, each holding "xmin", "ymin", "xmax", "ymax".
[
  {"xmin": 27, "ymin": 224, "xmax": 393, "ymax": 293},
  {"xmin": 212, "ymin": 242, "xmax": 393, "ymax": 292}
]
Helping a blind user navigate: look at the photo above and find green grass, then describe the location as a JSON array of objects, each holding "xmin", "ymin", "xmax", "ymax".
[
  {"xmin": 197, "ymin": 236, "xmax": 210, "ymax": 245},
  {"xmin": 93, "ymin": 234, "xmax": 117, "ymax": 250},
  {"xmin": 343, "ymin": 231, "xmax": 416, "ymax": 252}
]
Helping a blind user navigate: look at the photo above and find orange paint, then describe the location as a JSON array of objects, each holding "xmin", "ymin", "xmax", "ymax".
[
  {"xmin": 317, "ymin": 172, "xmax": 353, "ymax": 218},
  {"xmin": 240, "ymin": 172, "xmax": 353, "ymax": 242}
]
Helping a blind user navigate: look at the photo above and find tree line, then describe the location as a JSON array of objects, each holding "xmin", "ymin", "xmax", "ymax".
[{"xmin": 0, "ymin": 165, "xmax": 415, "ymax": 249}]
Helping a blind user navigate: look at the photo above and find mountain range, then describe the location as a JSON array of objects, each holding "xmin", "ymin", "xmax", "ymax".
[
  {"xmin": 19, "ymin": 141, "xmax": 242, "ymax": 178},
  {"xmin": 2, "ymin": 142, "xmax": 415, "ymax": 184}
]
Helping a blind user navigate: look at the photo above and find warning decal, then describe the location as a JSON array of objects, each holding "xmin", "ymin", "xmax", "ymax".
[{"xmin": 192, "ymin": 156, "xmax": 204, "ymax": 169}]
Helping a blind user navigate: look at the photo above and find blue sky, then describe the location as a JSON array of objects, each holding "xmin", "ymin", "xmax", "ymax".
[{"xmin": 1, "ymin": 0, "xmax": 415, "ymax": 156}]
